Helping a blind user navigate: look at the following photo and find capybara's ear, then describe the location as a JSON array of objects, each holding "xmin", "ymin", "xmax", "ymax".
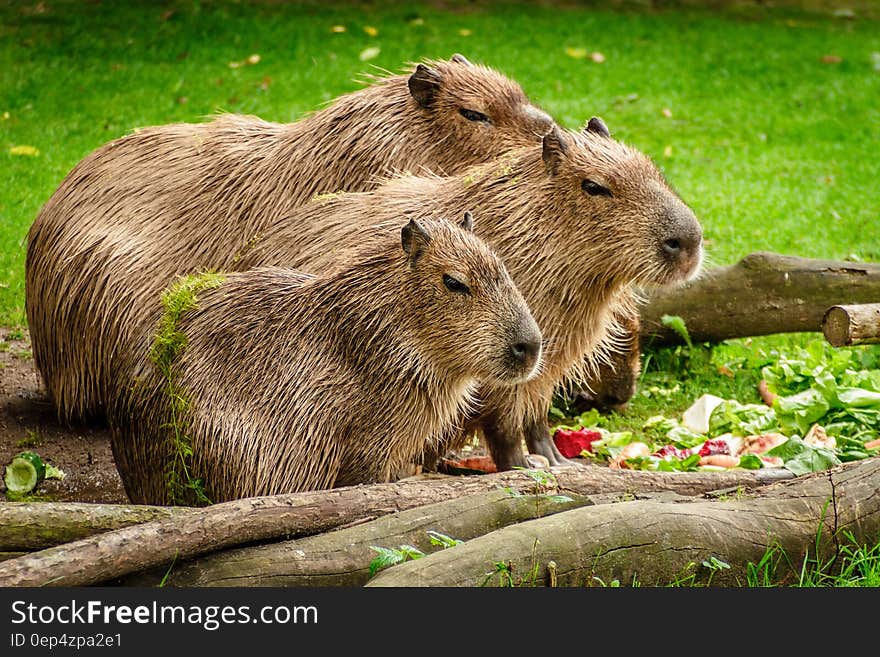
[
  {"xmin": 401, "ymin": 218, "xmax": 432, "ymax": 267},
  {"xmin": 584, "ymin": 116, "xmax": 611, "ymax": 139},
  {"xmin": 460, "ymin": 210, "xmax": 474, "ymax": 232},
  {"xmin": 408, "ymin": 64, "xmax": 443, "ymax": 108},
  {"xmin": 450, "ymin": 53, "xmax": 472, "ymax": 66},
  {"xmin": 542, "ymin": 125, "xmax": 570, "ymax": 176}
]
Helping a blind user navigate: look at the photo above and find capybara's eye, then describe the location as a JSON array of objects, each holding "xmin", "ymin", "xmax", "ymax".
[
  {"xmin": 459, "ymin": 108, "xmax": 490, "ymax": 123},
  {"xmin": 581, "ymin": 179, "xmax": 613, "ymax": 197},
  {"xmin": 443, "ymin": 274, "xmax": 471, "ymax": 295}
]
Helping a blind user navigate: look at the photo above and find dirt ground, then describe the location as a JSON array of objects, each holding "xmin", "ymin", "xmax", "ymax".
[{"xmin": 0, "ymin": 328, "xmax": 128, "ymax": 504}]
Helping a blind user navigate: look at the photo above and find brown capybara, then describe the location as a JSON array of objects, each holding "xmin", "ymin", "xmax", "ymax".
[
  {"xmin": 234, "ymin": 120, "xmax": 703, "ymax": 471},
  {"xmin": 566, "ymin": 308, "xmax": 642, "ymax": 414},
  {"xmin": 25, "ymin": 54, "xmax": 554, "ymax": 424},
  {"xmin": 111, "ymin": 215, "xmax": 542, "ymax": 505}
]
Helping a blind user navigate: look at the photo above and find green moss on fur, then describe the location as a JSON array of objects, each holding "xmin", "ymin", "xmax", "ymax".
[{"xmin": 150, "ymin": 271, "xmax": 225, "ymax": 506}]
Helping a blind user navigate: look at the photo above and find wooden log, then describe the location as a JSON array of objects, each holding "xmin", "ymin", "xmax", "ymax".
[
  {"xmin": 0, "ymin": 502, "xmax": 185, "ymax": 551},
  {"xmin": 0, "ymin": 463, "xmax": 792, "ymax": 587},
  {"xmin": 823, "ymin": 303, "xmax": 880, "ymax": 347},
  {"xmin": 640, "ymin": 252, "xmax": 880, "ymax": 346},
  {"xmin": 121, "ymin": 488, "xmax": 590, "ymax": 587},
  {"xmin": 367, "ymin": 457, "xmax": 880, "ymax": 587}
]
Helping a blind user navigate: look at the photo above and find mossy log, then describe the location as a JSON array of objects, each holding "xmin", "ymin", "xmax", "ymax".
[
  {"xmin": 367, "ymin": 457, "xmax": 880, "ymax": 587},
  {"xmin": 0, "ymin": 502, "xmax": 185, "ymax": 551},
  {"xmin": 641, "ymin": 252, "xmax": 880, "ymax": 346},
  {"xmin": 0, "ymin": 463, "xmax": 791, "ymax": 586},
  {"xmin": 121, "ymin": 488, "xmax": 590, "ymax": 587}
]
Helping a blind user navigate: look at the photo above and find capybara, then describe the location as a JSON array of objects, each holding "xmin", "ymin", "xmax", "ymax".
[
  {"xmin": 235, "ymin": 120, "xmax": 703, "ymax": 470},
  {"xmin": 26, "ymin": 54, "xmax": 554, "ymax": 423},
  {"xmin": 111, "ymin": 215, "xmax": 542, "ymax": 505},
  {"xmin": 566, "ymin": 309, "xmax": 642, "ymax": 414}
]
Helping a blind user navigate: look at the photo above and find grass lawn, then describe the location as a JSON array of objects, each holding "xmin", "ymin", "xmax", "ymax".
[{"xmin": 1, "ymin": 1, "xmax": 879, "ymax": 585}]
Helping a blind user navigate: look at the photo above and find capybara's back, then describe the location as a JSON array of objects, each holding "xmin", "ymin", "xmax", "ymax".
[
  {"xmin": 110, "ymin": 215, "xmax": 542, "ymax": 505},
  {"xmin": 25, "ymin": 56, "xmax": 553, "ymax": 424}
]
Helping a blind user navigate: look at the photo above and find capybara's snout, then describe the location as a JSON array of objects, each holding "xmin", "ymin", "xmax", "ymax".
[
  {"xmin": 659, "ymin": 202, "xmax": 703, "ymax": 283},
  {"xmin": 503, "ymin": 310, "xmax": 543, "ymax": 383}
]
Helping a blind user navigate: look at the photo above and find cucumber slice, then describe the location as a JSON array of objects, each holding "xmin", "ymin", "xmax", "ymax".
[{"xmin": 4, "ymin": 451, "xmax": 46, "ymax": 495}]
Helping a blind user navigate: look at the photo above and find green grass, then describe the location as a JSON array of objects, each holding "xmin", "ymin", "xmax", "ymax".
[{"xmin": 1, "ymin": 0, "xmax": 879, "ymax": 324}]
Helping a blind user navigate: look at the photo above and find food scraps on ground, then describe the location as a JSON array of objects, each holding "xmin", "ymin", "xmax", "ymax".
[{"xmin": 3, "ymin": 451, "xmax": 65, "ymax": 498}]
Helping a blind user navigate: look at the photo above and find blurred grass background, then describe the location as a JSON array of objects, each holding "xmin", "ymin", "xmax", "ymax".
[{"xmin": 2, "ymin": 1, "xmax": 879, "ymax": 325}]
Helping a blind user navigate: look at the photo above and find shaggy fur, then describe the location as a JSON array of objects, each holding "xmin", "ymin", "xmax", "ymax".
[
  {"xmin": 26, "ymin": 55, "xmax": 553, "ymax": 423},
  {"xmin": 235, "ymin": 124, "xmax": 704, "ymax": 470},
  {"xmin": 111, "ymin": 217, "xmax": 542, "ymax": 504}
]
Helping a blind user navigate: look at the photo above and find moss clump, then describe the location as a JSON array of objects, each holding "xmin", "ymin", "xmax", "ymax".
[{"xmin": 149, "ymin": 271, "xmax": 225, "ymax": 506}]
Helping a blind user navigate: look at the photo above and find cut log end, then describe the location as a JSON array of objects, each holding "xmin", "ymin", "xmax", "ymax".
[{"xmin": 823, "ymin": 303, "xmax": 880, "ymax": 347}]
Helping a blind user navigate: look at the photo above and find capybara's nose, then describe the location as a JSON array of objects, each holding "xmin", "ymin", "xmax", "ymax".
[
  {"xmin": 509, "ymin": 319, "xmax": 542, "ymax": 375},
  {"xmin": 661, "ymin": 211, "xmax": 703, "ymax": 278}
]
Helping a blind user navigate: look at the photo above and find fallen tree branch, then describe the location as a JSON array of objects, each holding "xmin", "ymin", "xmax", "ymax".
[
  {"xmin": 0, "ymin": 463, "xmax": 791, "ymax": 586},
  {"xmin": 0, "ymin": 502, "xmax": 185, "ymax": 551},
  {"xmin": 641, "ymin": 252, "xmax": 880, "ymax": 346},
  {"xmin": 823, "ymin": 303, "xmax": 880, "ymax": 347},
  {"xmin": 366, "ymin": 457, "xmax": 880, "ymax": 587},
  {"xmin": 121, "ymin": 488, "xmax": 590, "ymax": 587}
]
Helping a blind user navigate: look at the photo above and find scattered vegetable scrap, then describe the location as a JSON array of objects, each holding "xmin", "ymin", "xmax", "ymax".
[
  {"xmin": 3, "ymin": 451, "xmax": 65, "ymax": 497},
  {"xmin": 552, "ymin": 427, "xmax": 601, "ymax": 458},
  {"xmin": 552, "ymin": 341, "xmax": 880, "ymax": 475}
]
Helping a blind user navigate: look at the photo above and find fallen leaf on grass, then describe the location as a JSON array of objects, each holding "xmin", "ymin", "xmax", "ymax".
[
  {"xmin": 458, "ymin": 28, "xmax": 472, "ymax": 37},
  {"xmin": 363, "ymin": 25, "xmax": 378, "ymax": 36},
  {"xmin": 359, "ymin": 46, "xmax": 380, "ymax": 61},
  {"xmin": 565, "ymin": 47, "xmax": 588, "ymax": 59},
  {"xmin": 821, "ymin": 54, "xmax": 843, "ymax": 64},
  {"xmin": 9, "ymin": 145, "xmax": 39, "ymax": 157},
  {"xmin": 590, "ymin": 51, "xmax": 606, "ymax": 63},
  {"xmin": 331, "ymin": 25, "xmax": 346, "ymax": 33},
  {"xmin": 228, "ymin": 54, "xmax": 261, "ymax": 69},
  {"xmin": 662, "ymin": 107, "xmax": 673, "ymax": 118}
]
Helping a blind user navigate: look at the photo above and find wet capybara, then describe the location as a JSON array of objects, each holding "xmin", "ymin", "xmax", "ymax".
[
  {"xmin": 234, "ymin": 120, "xmax": 703, "ymax": 471},
  {"xmin": 25, "ymin": 55, "xmax": 554, "ymax": 423},
  {"xmin": 111, "ymin": 215, "xmax": 542, "ymax": 505}
]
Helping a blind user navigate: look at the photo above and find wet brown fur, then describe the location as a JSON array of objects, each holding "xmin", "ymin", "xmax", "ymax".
[
  {"xmin": 111, "ymin": 218, "xmax": 541, "ymax": 504},
  {"xmin": 25, "ymin": 56, "xmax": 553, "ymax": 423},
  {"xmin": 235, "ymin": 126, "xmax": 703, "ymax": 469}
]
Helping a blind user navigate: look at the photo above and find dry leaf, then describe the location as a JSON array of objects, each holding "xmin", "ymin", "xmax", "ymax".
[
  {"xmin": 259, "ymin": 76, "xmax": 272, "ymax": 91},
  {"xmin": 458, "ymin": 28, "xmax": 472, "ymax": 37},
  {"xmin": 228, "ymin": 60, "xmax": 242, "ymax": 69},
  {"xmin": 9, "ymin": 145, "xmax": 39, "ymax": 157},
  {"xmin": 176, "ymin": 96, "xmax": 188, "ymax": 105},
  {"xmin": 359, "ymin": 46, "xmax": 380, "ymax": 62},
  {"xmin": 246, "ymin": 54, "xmax": 260, "ymax": 65},
  {"xmin": 2, "ymin": 112, "xmax": 9, "ymax": 120},
  {"xmin": 821, "ymin": 54, "xmax": 842, "ymax": 64},
  {"xmin": 663, "ymin": 145, "xmax": 673, "ymax": 157},
  {"xmin": 331, "ymin": 25, "xmax": 346, "ymax": 33},
  {"xmin": 363, "ymin": 25, "xmax": 378, "ymax": 37},
  {"xmin": 662, "ymin": 107, "xmax": 673, "ymax": 118},
  {"xmin": 565, "ymin": 47, "xmax": 587, "ymax": 59},
  {"xmin": 590, "ymin": 51, "xmax": 605, "ymax": 63},
  {"xmin": 160, "ymin": 9, "xmax": 175, "ymax": 21},
  {"xmin": 409, "ymin": 17, "xmax": 424, "ymax": 26}
]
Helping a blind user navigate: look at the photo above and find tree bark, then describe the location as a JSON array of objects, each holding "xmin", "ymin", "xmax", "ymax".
[
  {"xmin": 0, "ymin": 502, "xmax": 184, "ymax": 551},
  {"xmin": 640, "ymin": 252, "xmax": 880, "ymax": 346},
  {"xmin": 0, "ymin": 463, "xmax": 791, "ymax": 586},
  {"xmin": 121, "ymin": 488, "xmax": 590, "ymax": 587},
  {"xmin": 823, "ymin": 303, "xmax": 880, "ymax": 347},
  {"xmin": 366, "ymin": 457, "xmax": 880, "ymax": 587}
]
